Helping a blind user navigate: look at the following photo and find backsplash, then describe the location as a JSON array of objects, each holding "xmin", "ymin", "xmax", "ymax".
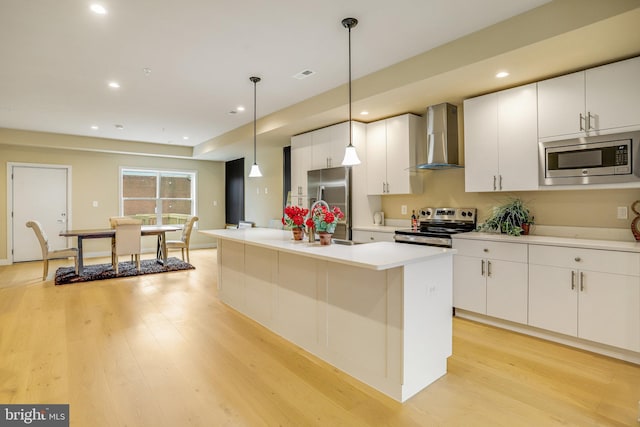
[{"xmin": 380, "ymin": 168, "xmax": 640, "ymax": 234}]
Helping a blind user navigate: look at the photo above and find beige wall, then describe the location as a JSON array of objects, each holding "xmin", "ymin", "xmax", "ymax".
[
  {"xmin": 380, "ymin": 168, "xmax": 640, "ymax": 231},
  {"xmin": 1, "ymin": 136, "xmax": 227, "ymax": 261},
  {"xmin": 243, "ymin": 144, "xmax": 286, "ymax": 229}
]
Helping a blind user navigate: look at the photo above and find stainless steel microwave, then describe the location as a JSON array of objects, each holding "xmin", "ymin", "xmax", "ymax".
[{"xmin": 540, "ymin": 131, "xmax": 640, "ymax": 186}]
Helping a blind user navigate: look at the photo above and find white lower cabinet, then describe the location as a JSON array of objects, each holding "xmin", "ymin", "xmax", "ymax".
[
  {"xmin": 453, "ymin": 239, "xmax": 528, "ymax": 324},
  {"xmin": 352, "ymin": 230, "xmax": 395, "ymax": 243},
  {"xmin": 528, "ymin": 245, "xmax": 640, "ymax": 352}
]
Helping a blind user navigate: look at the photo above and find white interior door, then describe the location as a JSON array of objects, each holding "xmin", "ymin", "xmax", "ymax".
[{"xmin": 12, "ymin": 165, "xmax": 70, "ymax": 262}]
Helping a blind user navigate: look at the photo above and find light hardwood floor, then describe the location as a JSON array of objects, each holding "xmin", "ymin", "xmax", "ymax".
[{"xmin": 1, "ymin": 249, "xmax": 638, "ymax": 426}]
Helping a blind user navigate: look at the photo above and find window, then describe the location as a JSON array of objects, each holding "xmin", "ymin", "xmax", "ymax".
[{"xmin": 120, "ymin": 168, "xmax": 196, "ymax": 225}]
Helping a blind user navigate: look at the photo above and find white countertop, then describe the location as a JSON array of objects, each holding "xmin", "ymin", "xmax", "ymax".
[
  {"xmin": 453, "ymin": 231, "xmax": 640, "ymax": 253},
  {"xmin": 200, "ymin": 228, "xmax": 455, "ymax": 270}
]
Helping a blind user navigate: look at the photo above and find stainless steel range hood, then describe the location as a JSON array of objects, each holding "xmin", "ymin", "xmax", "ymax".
[{"xmin": 415, "ymin": 103, "xmax": 462, "ymax": 170}]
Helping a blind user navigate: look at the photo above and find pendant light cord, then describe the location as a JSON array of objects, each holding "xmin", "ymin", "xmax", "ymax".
[
  {"xmin": 253, "ymin": 79, "xmax": 257, "ymax": 164},
  {"xmin": 348, "ymin": 24, "xmax": 353, "ymax": 148},
  {"xmin": 250, "ymin": 76, "xmax": 261, "ymax": 165}
]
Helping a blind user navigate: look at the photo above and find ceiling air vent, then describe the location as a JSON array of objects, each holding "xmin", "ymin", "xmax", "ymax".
[{"xmin": 293, "ymin": 69, "xmax": 316, "ymax": 80}]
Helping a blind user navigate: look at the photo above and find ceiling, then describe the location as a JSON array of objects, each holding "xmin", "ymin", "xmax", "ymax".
[{"xmin": 2, "ymin": 0, "xmax": 640, "ymax": 162}]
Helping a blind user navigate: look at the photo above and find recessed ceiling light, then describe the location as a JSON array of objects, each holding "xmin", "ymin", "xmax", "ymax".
[
  {"xmin": 236, "ymin": 106, "xmax": 245, "ymax": 112},
  {"xmin": 115, "ymin": 124, "xmax": 124, "ymax": 130},
  {"xmin": 142, "ymin": 67, "xmax": 152, "ymax": 76},
  {"xmin": 496, "ymin": 71, "xmax": 510, "ymax": 78},
  {"xmin": 360, "ymin": 111, "xmax": 369, "ymax": 115},
  {"xmin": 90, "ymin": 125, "xmax": 99, "ymax": 130},
  {"xmin": 183, "ymin": 136, "xmax": 189, "ymax": 140},
  {"xmin": 108, "ymin": 81, "xmax": 120, "ymax": 89},
  {"xmin": 90, "ymin": 4, "xmax": 107, "ymax": 15}
]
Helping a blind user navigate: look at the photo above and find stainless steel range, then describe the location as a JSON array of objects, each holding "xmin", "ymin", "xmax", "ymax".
[{"xmin": 394, "ymin": 207, "xmax": 477, "ymax": 247}]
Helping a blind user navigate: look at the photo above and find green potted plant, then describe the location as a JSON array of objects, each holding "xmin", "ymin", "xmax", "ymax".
[{"xmin": 477, "ymin": 198, "xmax": 534, "ymax": 236}]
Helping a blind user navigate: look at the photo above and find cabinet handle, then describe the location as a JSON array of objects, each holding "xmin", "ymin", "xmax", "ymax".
[
  {"xmin": 487, "ymin": 260, "xmax": 492, "ymax": 277},
  {"xmin": 499, "ymin": 175, "xmax": 503, "ymax": 191},
  {"xmin": 493, "ymin": 176, "xmax": 496, "ymax": 191},
  {"xmin": 483, "ymin": 248, "xmax": 488, "ymax": 253},
  {"xmin": 574, "ymin": 257, "xmax": 581, "ymax": 262},
  {"xmin": 580, "ymin": 272, "xmax": 585, "ymax": 291},
  {"xmin": 587, "ymin": 112, "xmax": 595, "ymax": 130},
  {"xmin": 571, "ymin": 270, "xmax": 576, "ymax": 290},
  {"xmin": 481, "ymin": 260, "xmax": 485, "ymax": 277},
  {"xmin": 579, "ymin": 113, "xmax": 585, "ymax": 131}
]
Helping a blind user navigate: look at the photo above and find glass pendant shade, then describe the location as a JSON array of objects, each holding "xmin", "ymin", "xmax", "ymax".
[
  {"xmin": 249, "ymin": 163, "xmax": 262, "ymax": 178},
  {"xmin": 341, "ymin": 144, "xmax": 361, "ymax": 166}
]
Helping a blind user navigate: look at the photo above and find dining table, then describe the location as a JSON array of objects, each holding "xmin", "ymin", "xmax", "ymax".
[{"xmin": 59, "ymin": 225, "xmax": 181, "ymax": 276}]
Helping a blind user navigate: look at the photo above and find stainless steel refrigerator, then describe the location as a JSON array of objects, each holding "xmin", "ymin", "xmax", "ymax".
[{"xmin": 307, "ymin": 167, "xmax": 351, "ymax": 240}]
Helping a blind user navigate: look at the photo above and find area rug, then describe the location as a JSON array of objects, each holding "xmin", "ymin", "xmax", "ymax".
[{"xmin": 55, "ymin": 257, "xmax": 195, "ymax": 285}]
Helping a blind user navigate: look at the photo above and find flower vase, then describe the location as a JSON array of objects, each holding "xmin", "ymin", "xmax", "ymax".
[
  {"xmin": 318, "ymin": 231, "xmax": 332, "ymax": 246},
  {"xmin": 292, "ymin": 228, "xmax": 304, "ymax": 241}
]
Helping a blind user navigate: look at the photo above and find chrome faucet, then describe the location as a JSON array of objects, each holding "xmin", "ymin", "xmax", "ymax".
[{"xmin": 306, "ymin": 200, "xmax": 329, "ymax": 242}]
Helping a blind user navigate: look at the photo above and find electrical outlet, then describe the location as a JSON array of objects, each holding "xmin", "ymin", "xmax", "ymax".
[
  {"xmin": 264, "ymin": 187, "xmax": 268, "ymax": 194},
  {"xmin": 401, "ymin": 205, "xmax": 407, "ymax": 215},
  {"xmin": 617, "ymin": 206, "xmax": 628, "ymax": 219},
  {"xmin": 213, "ymin": 200, "xmax": 217, "ymax": 207}
]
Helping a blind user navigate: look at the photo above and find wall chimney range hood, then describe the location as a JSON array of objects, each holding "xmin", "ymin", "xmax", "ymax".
[{"xmin": 415, "ymin": 102, "xmax": 461, "ymax": 170}]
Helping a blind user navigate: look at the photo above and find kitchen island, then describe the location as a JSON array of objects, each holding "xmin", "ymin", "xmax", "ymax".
[{"xmin": 199, "ymin": 227, "xmax": 456, "ymax": 402}]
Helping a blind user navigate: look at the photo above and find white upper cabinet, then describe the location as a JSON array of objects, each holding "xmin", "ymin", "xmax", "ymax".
[
  {"xmin": 537, "ymin": 71, "xmax": 585, "ymax": 139},
  {"xmin": 365, "ymin": 120, "xmax": 387, "ymax": 195},
  {"xmin": 464, "ymin": 83, "xmax": 538, "ymax": 192},
  {"xmin": 290, "ymin": 132, "xmax": 312, "ymax": 207},
  {"xmin": 587, "ymin": 57, "xmax": 640, "ymax": 133},
  {"xmin": 538, "ymin": 56, "xmax": 640, "ymax": 140},
  {"xmin": 366, "ymin": 114, "xmax": 423, "ymax": 195},
  {"xmin": 463, "ymin": 93, "xmax": 499, "ymax": 192},
  {"xmin": 310, "ymin": 122, "xmax": 349, "ymax": 169}
]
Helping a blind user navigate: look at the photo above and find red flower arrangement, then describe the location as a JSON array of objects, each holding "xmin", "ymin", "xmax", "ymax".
[
  {"xmin": 306, "ymin": 205, "xmax": 344, "ymax": 233},
  {"xmin": 282, "ymin": 205, "xmax": 309, "ymax": 229}
]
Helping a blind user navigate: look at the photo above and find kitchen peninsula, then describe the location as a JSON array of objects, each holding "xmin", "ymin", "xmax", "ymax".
[{"xmin": 200, "ymin": 227, "xmax": 455, "ymax": 402}]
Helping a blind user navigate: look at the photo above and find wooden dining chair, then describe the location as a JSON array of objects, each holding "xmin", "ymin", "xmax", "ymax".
[
  {"xmin": 26, "ymin": 220, "xmax": 78, "ymax": 280},
  {"xmin": 110, "ymin": 217, "xmax": 142, "ymax": 274},
  {"xmin": 166, "ymin": 216, "xmax": 199, "ymax": 263}
]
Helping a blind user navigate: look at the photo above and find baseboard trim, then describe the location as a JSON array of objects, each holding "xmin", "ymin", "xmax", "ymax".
[{"xmin": 454, "ymin": 309, "xmax": 640, "ymax": 365}]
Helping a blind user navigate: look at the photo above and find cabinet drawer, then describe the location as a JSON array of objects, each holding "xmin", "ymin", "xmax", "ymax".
[
  {"xmin": 352, "ymin": 230, "xmax": 395, "ymax": 243},
  {"xmin": 452, "ymin": 239, "xmax": 527, "ymax": 262},
  {"xmin": 529, "ymin": 245, "xmax": 640, "ymax": 276}
]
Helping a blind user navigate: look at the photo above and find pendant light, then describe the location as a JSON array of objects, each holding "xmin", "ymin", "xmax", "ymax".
[
  {"xmin": 341, "ymin": 17, "xmax": 361, "ymax": 166},
  {"xmin": 248, "ymin": 76, "xmax": 263, "ymax": 178}
]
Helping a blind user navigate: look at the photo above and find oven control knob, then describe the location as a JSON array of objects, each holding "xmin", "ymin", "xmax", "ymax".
[
  {"xmin": 461, "ymin": 211, "xmax": 467, "ymax": 217},
  {"xmin": 467, "ymin": 211, "xmax": 474, "ymax": 217}
]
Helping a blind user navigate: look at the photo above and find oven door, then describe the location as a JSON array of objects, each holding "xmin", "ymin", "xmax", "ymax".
[{"xmin": 394, "ymin": 230, "xmax": 451, "ymax": 247}]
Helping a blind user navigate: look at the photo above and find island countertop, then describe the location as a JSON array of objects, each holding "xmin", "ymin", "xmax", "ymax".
[{"xmin": 199, "ymin": 228, "xmax": 455, "ymax": 271}]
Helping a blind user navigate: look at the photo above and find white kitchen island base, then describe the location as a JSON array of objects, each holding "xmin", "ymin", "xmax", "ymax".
[{"xmin": 201, "ymin": 228, "xmax": 455, "ymax": 402}]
